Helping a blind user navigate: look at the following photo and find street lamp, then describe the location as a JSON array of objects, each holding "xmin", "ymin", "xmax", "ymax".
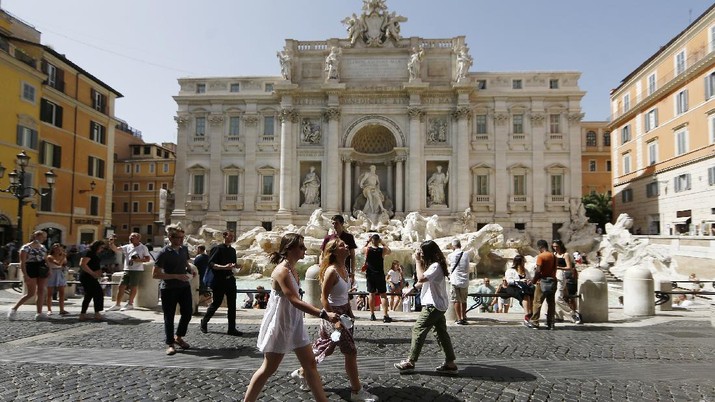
[{"xmin": 0, "ymin": 150, "xmax": 56, "ymax": 244}]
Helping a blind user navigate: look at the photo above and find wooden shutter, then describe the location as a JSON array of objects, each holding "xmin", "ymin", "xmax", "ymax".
[
  {"xmin": 98, "ymin": 159, "xmax": 105, "ymax": 179},
  {"xmin": 39, "ymin": 141, "xmax": 46, "ymax": 164},
  {"xmin": 53, "ymin": 144, "xmax": 62, "ymax": 168}
]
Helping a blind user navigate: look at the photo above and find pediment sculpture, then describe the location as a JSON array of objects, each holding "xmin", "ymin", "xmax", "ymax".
[{"xmin": 341, "ymin": 0, "xmax": 407, "ymax": 47}]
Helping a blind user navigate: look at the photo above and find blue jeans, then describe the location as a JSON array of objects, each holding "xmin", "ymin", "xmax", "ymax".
[
  {"xmin": 409, "ymin": 305, "xmax": 456, "ymax": 363},
  {"xmin": 160, "ymin": 286, "xmax": 193, "ymax": 345}
]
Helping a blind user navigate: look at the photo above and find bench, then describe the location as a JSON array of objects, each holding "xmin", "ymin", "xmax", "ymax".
[
  {"xmin": 654, "ymin": 290, "xmax": 715, "ymax": 306},
  {"xmin": 466, "ymin": 291, "xmax": 581, "ymax": 313}
]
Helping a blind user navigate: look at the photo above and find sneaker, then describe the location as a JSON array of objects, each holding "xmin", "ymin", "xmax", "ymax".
[
  {"xmin": 7, "ymin": 309, "xmax": 17, "ymax": 321},
  {"xmin": 525, "ymin": 321, "xmax": 539, "ymax": 329},
  {"xmin": 226, "ymin": 329, "xmax": 243, "ymax": 336},
  {"xmin": 200, "ymin": 318, "xmax": 208, "ymax": 334},
  {"xmin": 573, "ymin": 312, "xmax": 583, "ymax": 324},
  {"xmin": 350, "ymin": 387, "xmax": 379, "ymax": 402},
  {"xmin": 435, "ymin": 362, "xmax": 458, "ymax": 374},
  {"xmin": 394, "ymin": 360, "xmax": 415, "ymax": 373},
  {"xmin": 34, "ymin": 313, "xmax": 48, "ymax": 321},
  {"xmin": 382, "ymin": 315, "xmax": 392, "ymax": 323},
  {"xmin": 370, "ymin": 313, "xmax": 376, "ymax": 321},
  {"xmin": 290, "ymin": 368, "xmax": 309, "ymax": 391},
  {"xmin": 166, "ymin": 345, "xmax": 176, "ymax": 356},
  {"xmin": 547, "ymin": 323, "xmax": 556, "ymax": 331},
  {"xmin": 106, "ymin": 305, "xmax": 121, "ymax": 312},
  {"xmin": 120, "ymin": 303, "xmax": 134, "ymax": 311},
  {"xmin": 46, "ymin": 310, "xmax": 53, "ymax": 316},
  {"xmin": 457, "ymin": 319, "xmax": 468, "ymax": 325}
]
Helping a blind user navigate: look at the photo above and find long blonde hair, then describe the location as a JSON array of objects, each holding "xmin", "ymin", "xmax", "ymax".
[{"xmin": 319, "ymin": 238, "xmax": 341, "ymax": 283}]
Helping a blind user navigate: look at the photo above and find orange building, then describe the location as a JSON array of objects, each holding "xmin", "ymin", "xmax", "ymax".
[
  {"xmin": 609, "ymin": 4, "xmax": 715, "ymax": 235},
  {"xmin": 580, "ymin": 121, "xmax": 611, "ymax": 196}
]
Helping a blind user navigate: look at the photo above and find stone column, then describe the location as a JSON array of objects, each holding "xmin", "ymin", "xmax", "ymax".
[
  {"xmin": 342, "ymin": 155, "xmax": 352, "ymax": 213},
  {"xmin": 453, "ymin": 106, "xmax": 471, "ymax": 211},
  {"xmin": 386, "ymin": 161, "xmax": 393, "ymax": 201},
  {"xmin": 243, "ymin": 113, "xmax": 259, "ymax": 213},
  {"xmin": 208, "ymin": 113, "xmax": 224, "ymax": 214},
  {"xmin": 324, "ymin": 107, "xmax": 341, "ymax": 215},
  {"xmin": 170, "ymin": 114, "xmax": 190, "ymax": 222},
  {"xmin": 395, "ymin": 156, "xmax": 405, "ymax": 213},
  {"xmin": 493, "ymin": 108, "xmax": 509, "ymax": 215},
  {"xmin": 278, "ymin": 108, "xmax": 297, "ymax": 213},
  {"xmin": 407, "ymin": 107, "xmax": 425, "ymax": 211}
]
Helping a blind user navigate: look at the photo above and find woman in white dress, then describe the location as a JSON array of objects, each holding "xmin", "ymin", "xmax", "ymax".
[{"xmin": 244, "ymin": 233, "xmax": 338, "ymax": 402}]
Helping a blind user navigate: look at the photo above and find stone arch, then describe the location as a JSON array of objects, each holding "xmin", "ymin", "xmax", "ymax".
[{"xmin": 343, "ymin": 115, "xmax": 405, "ymax": 149}]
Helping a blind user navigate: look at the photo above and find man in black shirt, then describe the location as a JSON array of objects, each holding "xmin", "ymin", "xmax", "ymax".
[
  {"xmin": 320, "ymin": 215, "xmax": 357, "ymax": 279},
  {"xmin": 200, "ymin": 230, "xmax": 241, "ymax": 336}
]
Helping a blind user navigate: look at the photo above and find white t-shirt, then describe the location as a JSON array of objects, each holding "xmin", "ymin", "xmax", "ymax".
[
  {"xmin": 447, "ymin": 249, "xmax": 469, "ymax": 288},
  {"xmin": 387, "ymin": 269, "xmax": 402, "ymax": 284},
  {"xmin": 420, "ymin": 262, "xmax": 450, "ymax": 311},
  {"xmin": 120, "ymin": 243, "xmax": 150, "ymax": 271}
]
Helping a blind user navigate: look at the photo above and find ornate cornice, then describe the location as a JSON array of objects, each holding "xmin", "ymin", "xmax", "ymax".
[
  {"xmin": 243, "ymin": 115, "xmax": 259, "ymax": 126},
  {"xmin": 529, "ymin": 113, "xmax": 545, "ymax": 126},
  {"xmin": 208, "ymin": 114, "xmax": 224, "ymax": 126},
  {"xmin": 493, "ymin": 113, "xmax": 509, "ymax": 126}
]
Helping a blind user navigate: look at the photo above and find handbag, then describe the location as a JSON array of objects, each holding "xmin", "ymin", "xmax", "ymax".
[
  {"xmin": 539, "ymin": 277, "xmax": 556, "ymax": 294},
  {"xmin": 360, "ymin": 262, "xmax": 368, "ymax": 273}
]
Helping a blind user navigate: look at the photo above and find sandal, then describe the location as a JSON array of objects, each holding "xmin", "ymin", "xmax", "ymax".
[
  {"xmin": 59, "ymin": 311, "xmax": 70, "ymax": 316},
  {"xmin": 394, "ymin": 360, "xmax": 415, "ymax": 372},
  {"xmin": 174, "ymin": 338, "xmax": 190, "ymax": 349},
  {"xmin": 435, "ymin": 362, "xmax": 458, "ymax": 373}
]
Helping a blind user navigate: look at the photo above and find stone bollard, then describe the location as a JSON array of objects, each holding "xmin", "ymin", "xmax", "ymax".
[
  {"xmin": 623, "ymin": 266, "xmax": 655, "ymax": 316},
  {"xmin": 445, "ymin": 282, "xmax": 457, "ymax": 322},
  {"xmin": 65, "ymin": 269, "xmax": 77, "ymax": 297},
  {"xmin": 577, "ymin": 267, "xmax": 609, "ymax": 322},
  {"xmin": 110, "ymin": 272, "xmax": 124, "ymax": 302},
  {"xmin": 711, "ymin": 302, "xmax": 715, "ymax": 329},
  {"xmin": 655, "ymin": 280, "xmax": 672, "ymax": 311},
  {"xmin": 8, "ymin": 262, "xmax": 19, "ymax": 280},
  {"xmin": 189, "ymin": 263, "xmax": 200, "ymax": 314},
  {"xmin": 134, "ymin": 261, "xmax": 160, "ymax": 309},
  {"xmin": 304, "ymin": 264, "xmax": 322, "ymax": 309}
]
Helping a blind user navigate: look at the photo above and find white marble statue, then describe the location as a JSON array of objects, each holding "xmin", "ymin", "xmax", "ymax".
[
  {"xmin": 427, "ymin": 119, "xmax": 447, "ymax": 143},
  {"xmin": 301, "ymin": 119, "xmax": 321, "ymax": 143},
  {"xmin": 359, "ymin": 164, "xmax": 385, "ymax": 215},
  {"xmin": 300, "ymin": 166, "xmax": 321, "ymax": 206},
  {"xmin": 455, "ymin": 45, "xmax": 473, "ymax": 82},
  {"xmin": 362, "ymin": 0, "xmax": 386, "ymax": 14},
  {"xmin": 382, "ymin": 11, "xmax": 406, "ymax": 42},
  {"xmin": 425, "ymin": 214, "xmax": 443, "ymax": 240},
  {"xmin": 276, "ymin": 49, "xmax": 292, "ymax": 81},
  {"xmin": 342, "ymin": 13, "xmax": 365, "ymax": 46},
  {"xmin": 407, "ymin": 45, "xmax": 424, "ymax": 82},
  {"xmin": 325, "ymin": 46, "xmax": 342, "ymax": 81},
  {"xmin": 304, "ymin": 208, "xmax": 330, "ymax": 239},
  {"xmin": 401, "ymin": 211, "xmax": 427, "ymax": 243},
  {"xmin": 427, "ymin": 165, "xmax": 449, "ymax": 206}
]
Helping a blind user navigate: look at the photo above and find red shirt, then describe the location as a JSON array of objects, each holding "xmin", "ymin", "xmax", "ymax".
[{"xmin": 535, "ymin": 251, "xmax": 557, "ymax": 280}]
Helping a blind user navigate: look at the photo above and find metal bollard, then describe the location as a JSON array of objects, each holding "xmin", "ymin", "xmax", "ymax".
[
  {"xmin": 623, "ymin": 266, "xmax": 655, "ymax": 316},
  {"xmin": 578, "ymin": 267, "xmax": 609, "ymax": 322},
  {"xmin": 303, "ymin": 264, "xmax": 322, "ymax": 309}
]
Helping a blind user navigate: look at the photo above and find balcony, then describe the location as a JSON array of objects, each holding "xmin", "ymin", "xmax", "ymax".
[
  {"xmin": 186, "ymin": 194, "xmax": 208, "ymax": 210},
  {"xmin": 471, "ymin": 134, "xmax": 491, "ymax": 151},
  {"xmin": 545, "ymin": 133, "xmax": 565, "ymax": 150},
  {"xmin": 508, "ymin": 134, "xmax": 529, "ymax": 151},
  {"xmin": 470, "ymin": 194, "xmax": 493, "ymax": 211},
  {"xmin": 545, "ymin": 195, "xmax": 568, "ymax": 211},
  {"xmin": 222, "ymin": 135, "xmax": 244, "ymax": 152},
  {"xmin": 508, "ymin": 195, "xmax": 530, "ymax": 212},
  {"xmin": 221, "ymin": 194, "xmax": 244, "ymax": 210},
  {"xmin": 258, "ymin": 135, "xmax": 278, "ymax": 152},
  {"xmin": 256, "ymin": 194, "xmax": 278, "ymax": 210}
]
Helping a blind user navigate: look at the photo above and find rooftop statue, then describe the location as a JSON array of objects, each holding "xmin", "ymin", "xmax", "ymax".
[
  {"xmin": 455, "ymin": 44, "xmax": 473, "ymax": 82},
  {"xmin": 342, "ymin": 0, "xmax": 407, "ymax": 47}
]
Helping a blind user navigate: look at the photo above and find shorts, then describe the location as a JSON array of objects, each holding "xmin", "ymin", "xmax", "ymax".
[
  {"xmin": 120, "ymin": 270, "xmax": 142, "ymax": 287},
  {"xmin": 25, "ymin": 261, "xmax": 49, "ymax": 279},
  {"xmin": 47, "ymin": 268, "xmax": 67, "ymax": 287},
  {"xmin": 450, "ymin": 286, "xmax": 468, "ymax": 303},
  {"xmin": 366, "ymin": 274, "xmax": 387, "ymax": 294}
]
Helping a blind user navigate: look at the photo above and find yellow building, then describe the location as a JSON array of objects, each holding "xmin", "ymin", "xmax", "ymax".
[
  {"xmin": 580, "ymin": 121, "xmax": 612, "ymax": 196},
  {"xmin": 0, "ymin": 8, "xmax": 122, "ymax": 248},
  {"xmin": 609, "ymin": 4, "xmax": 715, "ymax": 236},
  {"xmin": 112, "ymin": 127, "xmax": 176, "ymax": 246}
]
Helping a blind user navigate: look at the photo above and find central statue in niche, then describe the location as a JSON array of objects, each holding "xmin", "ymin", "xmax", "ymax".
[{"xmin": 352, "ymin": 165, "xmax": 393, "ymax": 222}]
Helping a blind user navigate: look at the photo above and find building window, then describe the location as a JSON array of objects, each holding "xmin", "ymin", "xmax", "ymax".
[
  {"xmin": 513, "ymin": 174, "xmax": 526, "ymax": 196},
  {"xmin": 550, "ymin": 174, "xmax": 563, "ymax": 196},
  {"xmin": 133, "ymin": 183, "xmax": 139, "ymax": 191},
  {"xmin": 143, "ymin": 146, "xmax": 150, "ymax": 155},
  {"xmin": 586, "ymin": 131, "xmax": 597, "ymax": 146},
  {"xmin": 644, "ymin": 109, "xmax": 658, "ymax": 132},
  {"xmin": 706, "ymin": 72, "xmax": 715, "ymax": 100},
  {"xmin": 227, "ymin": 221, "xmax": 237, "ymax": 232},
  {"xmin": 40, "ymin": 141, "xmax": 61, "ymax": 168},
  {"xmin": 512, "ymin": 114, "xmax": 524, "ymax": 134},
  {"xmin": 646, "ymin": 182, "xmax": 659, "ymax": 198},
  {"xmin": 132, "ymin": 227, "xmax": 140, "ymax": 234},
  {"xmin": 230, "ymin": 83, "xmax": 240, "ymax": 92},
  {"xmin": 710, "ymin": 114, "xmax": 715, "ymax": 145},
  {"xmin": 91, "ymin": 89, "xmax": 106, "ymax": 113},
  {"xmin": 149, "ymin": 164, "xmax": 155, "ymax": 173},
  {"xmin": 265, "ymin": 83, "xmax": 274, "ymax": 92},
  {"xmin": 146, "ymin": 225, "xmax": 153, "ymax": 235},
  {"xmin": 132, "ymin": 202, "xmax": 139, "ymax": 213},
  {"xmin": 674, "ymin": 173, "xmax": 691, "ymax": 193},
  {"xmin": 262, "ymin": 175, "xmax": 274, "ymax": 195},
  {"xmin": 549, "ymin": 79, "xmax": 559, "ymax": 89},
  {"xmin": 476, "ymin": 80, "xmax": 487, "ymax": 89},
  {"xmin": 123, "ymin": 183, "xmax": 129, "ymax": 191},
  {"xmin": 549, "ymin": 114, "xmax": 560, "ymax": 134},
  {"xmin": 21, "ymin": 82, "xmax": 36, "ymax": 103},
  {"xmin": 515, "ymin": 223, "xmax": 526, "ymax": 231},
  {"xmin": 147, "ymin": 183, "xmax": 154, "ymax": 191},
  {"xmin": 134, "ymin": 164, "xmax": 140, "ymax": 173},
  {"xmin": 163, "ymin": 163, "xmax": 169, "ymax": 173},
  {"xmin": 90, "ymin": 196, "xmax": 100, "ymax": 216},
  {"xmin": 512, "ymin": 79, "xmax": 522, "ymax": 89},
  {"xmin": 675, "ymin": 128, "xmax": 688, "ymax": 156},
  {"xmin": 621, "ymin": 189, "xmax": 633, "ymax": 203},
  {"xmin": 196, "ymin": 83, "xmax": 206, "ymax": 93},
  {"xmin": 161, "ymin": 183, "xmax": 168, "ymax": 190},
  {"xmin": 40, "ymin": 99, "xmax": 63, "ymax": 127},
  {"xmin": 476, "ymin": 175, "xmax": 488, "ymax": 195},
  {"xmin": 193, "ymin": 174, "xmax": 205, "ymax": 194},
  {"xmin": 708, "ymin": 166, "xmax": 715, "ymax": 186},
  {"xmin": 647, "ymin": 73, "xmax": 657, "ymax": 95},
  {"xmin": 475, "ymin": 115, "xmax": 487, "ymax": 134},
  {"xmin": 603, "ymin": 131, "xmax": 611, "ymax": 146},
  {"xmin": 88, "ymin": 156, "xmax": 105, "ymax": 178},
  {"xmin": 16, "ymin": 126, "xmax": 39, "ymax": 150},
  {"xmin": 40, "ymin": 187, "xmax": 52, "ymax": 211},
  {"xmin": 647, "ymin": 141, "xmax": 658, "ymax": 165},
  {"xmin": 623, "ymin": 94, "xmax": 630, "ymax": 112},
  {"xmin": 606, "ymin": 160, "xmax": 611, "ymax": 172},
  {"xmin": 675, "ymin": 90, "xmax": 688, "ymax": 115},
  {"xmin": 227, "ymin": 175, "xmax": 239, "ymax": 195},
  {"xmin": 675, "ymin": 50, "xmax": 686, "ymax": 75},
  {"xmin": 132, "ymin": 147, "xmax": 140, "ymax": 155},
  {"xmin": 589, "ymin": 160, "xmax": 596, "ymax": 172},
  {"xmin": 122, "ymin": 202, "xmax": 129, "ymax": 212},
  {"xmin": 90, "ymin": 121, "xmax": 106, "ymax": 144},
  {"xmin": 711, "ymin": 25, "xmax": 715, "ymax": 52},
  {"xmin": 229, "ymin": 116, "xmax": 240, "ymax": 137},
  {"xmin": 195, "ymin": 117, "xmax": 206, "ymax": 136},
  {"xmin": 621, "ymin": 125, "xmax": 631, "ymax": 144},
  {"xmin": 261, "ymin": 221, "xmax": 273, "ymax": 231},
  {"xmin": 264, "ymin": 116, "xmax": 275, "ymax": 137},
  {"xmin": 623, "ymin": 153, "xmax": 631, "ymax": 174},
  {"xmin": 147, "ymin": 201, "xmax": 154, "ymax": 213}
]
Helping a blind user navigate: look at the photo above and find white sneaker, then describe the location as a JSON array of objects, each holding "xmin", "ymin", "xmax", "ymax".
[
  {"xmin": 34, "ymin": 313, "xmax": 48, "ymax": 321},
  {"xmin": 290, "ymin": 368, "xmax": 309, "ymax": 391},
  {"xmin": 7, "ymin": 309, "xmax": 17, "ymax": 321},
  {"xmin": 120, "ymin": 303, "xmax": 134, "ymax": 311},
  {"xmin": 350, "ymin": 387, "xmax": 379, "ymax": 402},
  {"xmin": 106, "ymin": 305, "xmax": 121, "ymax": 312}
]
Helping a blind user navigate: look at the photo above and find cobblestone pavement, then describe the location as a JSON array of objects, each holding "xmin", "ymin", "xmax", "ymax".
[{"xmin": 1, "ymin": 292, "xmax": 714, "ymax": 401}]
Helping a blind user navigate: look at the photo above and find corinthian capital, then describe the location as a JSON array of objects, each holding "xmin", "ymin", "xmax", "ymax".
[
  {"xmin": 568, "ymin": 112, "xmax": 585, "ymax": 122},
  {"xmin": 174, "ymin": 115, "xmax": 191, "ymax": 127},
  {"xmin": 407, "ymin": 107, "xmax": 425, "ymax": 121},
  {"xmin": 280, "ymin": 108, "xmax": 300, "ymax": 123},
  {"xmin": 452, "ymin": 106, "xmax": 471, "ymax": 120},
  {"xmin": 323, "ymin": 107, "xmax": 341, "ymax": 121}
]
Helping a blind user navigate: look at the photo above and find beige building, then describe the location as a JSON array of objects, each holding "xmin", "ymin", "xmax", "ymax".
[
  {"xmin": 581, "ymin": 121, "xmax": 611, "ymax": 196},
  {"xmin": 609, "ymin": 4, "xmax": 715, "ymax": 236},
  {"xmin": 172, "ymin": 1, "xmax": 585, "ymax": 241}
]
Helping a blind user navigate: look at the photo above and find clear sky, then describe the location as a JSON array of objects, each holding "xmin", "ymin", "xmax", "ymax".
[{"xmin": 3, "ymin": 0, "xmax": 713, "ymax": 145}]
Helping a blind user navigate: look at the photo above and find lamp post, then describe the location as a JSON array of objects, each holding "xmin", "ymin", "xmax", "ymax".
[{"xmin": 0, "ymin": 150, "xmax": 56, "ymax": 245}]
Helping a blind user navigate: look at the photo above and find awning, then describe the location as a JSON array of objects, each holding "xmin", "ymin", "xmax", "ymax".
[{"xmin": 672, "ymin": 217, "xmax": 691, "ymax": 225}]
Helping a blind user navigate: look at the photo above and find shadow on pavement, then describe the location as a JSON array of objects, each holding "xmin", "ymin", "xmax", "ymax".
[
  {"xmin": 458, "ymin": 364, "xmax": 537, "ymax": 381},
  {"xmin": 181, "ymin": 347, "xmax": 264, "ymax": 360},
  {"xmin": 327, "ymin": 385, "xmax": 464, "ymax": 401}
]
